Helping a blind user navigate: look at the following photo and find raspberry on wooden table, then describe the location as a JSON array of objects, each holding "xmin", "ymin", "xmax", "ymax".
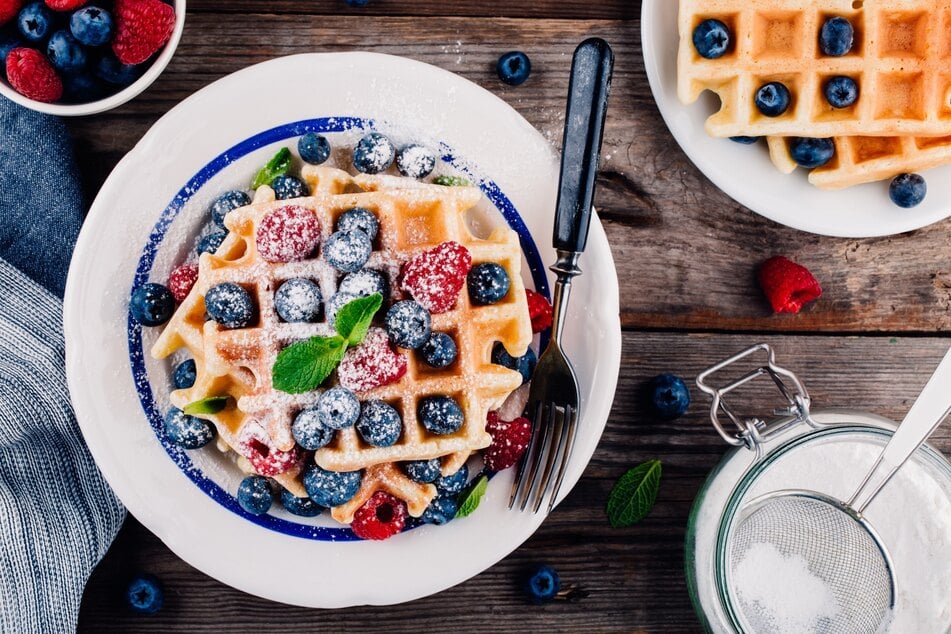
[{"xmin": 758, "ymin": 256, "xmax": 822, "ymax": 314}]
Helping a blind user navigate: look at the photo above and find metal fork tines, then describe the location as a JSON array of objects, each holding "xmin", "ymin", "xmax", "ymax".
[{"xmin": 509, "ymin": 252, "xmax": 581, "ymax": 513}]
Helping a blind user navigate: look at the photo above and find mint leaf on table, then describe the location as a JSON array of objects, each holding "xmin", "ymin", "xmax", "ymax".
[
  {"xmin": 455, "ymin": 474, "xmax": 489, "ymax": 519},
  {"xmin": 334, "ymin": 293, "xmax": 383, "ymax": 345},
  {"xmin": 251, "ymin": 147, "xmax": 292, "ymax": 189},
  {"xmin": 432, "ymin": 175, "xmax": 471, "ymax": 187},
  {"xmin": 606, "ymin": 459, "xmax": 662, "ymax": 528},
  {"xmin": 272, "ymin": 335, "xmax": 346, "ymax": 394},
  {"xmin": 183, "ymin": 395, "xmax": 230, "ymax": 415}
]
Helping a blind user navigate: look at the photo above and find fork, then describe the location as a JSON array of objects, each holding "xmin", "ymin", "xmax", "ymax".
[{"xmin": 509, "ymin": 37, "xmax": 614, "ymax": 513}]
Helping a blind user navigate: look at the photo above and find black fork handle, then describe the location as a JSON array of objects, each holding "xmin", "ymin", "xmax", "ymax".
[{"xmin": 553, "ymin": 38, "xmax": 614, "ymax": 254}]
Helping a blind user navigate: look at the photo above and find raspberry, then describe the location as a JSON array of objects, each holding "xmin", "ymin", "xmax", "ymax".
[
  {"xmin": 255, "ymin": 205, "xmax": 321, "ymax": 263},
  {"xmin": 351, "ymin": 491, "xmax": 407, "ymax": 540},
  {"xmin": 238, "ymin": 424, "xmax": 301, "ymax": 477},
  {"xmin": 6, "ymin": 48, "xmax": 63, "ymax": 103},
  {"xmin": 112, "ymin": 0, "xmax": 175, "ymax": 65},
  {"xmin": 525, "ymin": 289, "xmax": 553, "ymax": 333},
  {"xmin": 45, "ymin": 0, "xmax": 86, "ymax": 10},
  {"xmin": 337, "ymin": 327, "xmax": 407, "ymax": 392},
  {"xmin": 758, "ymin": 256, "xmax": 822, "ymax": 314},
  {"xmin": 483, "ymin": 411, "xmax": 531, "ymax": 472},
  {"xmin": 400, "ymin": 241, "xmax": 472, "ymax": 314},
  {"xmin": 0, "ymin": 0, "xmax": 24, "ymax": 25},
  {"xmin": 167, "ymin": 262, "xmax": 198, "ymax": 302}
]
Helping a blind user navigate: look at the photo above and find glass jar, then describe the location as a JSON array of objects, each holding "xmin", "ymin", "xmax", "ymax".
[{"xmin": 685, "ymin": 344, "xmax": 951, "ymax": 633}]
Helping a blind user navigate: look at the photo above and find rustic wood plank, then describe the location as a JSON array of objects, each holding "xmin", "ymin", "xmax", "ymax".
[
  {"xmin": 65, "ymin": 15, "xmax": 951, "ymax": 335},
  {"xmin": 77, "ymin": 332, "xmax": 951, "ymax": 632}
]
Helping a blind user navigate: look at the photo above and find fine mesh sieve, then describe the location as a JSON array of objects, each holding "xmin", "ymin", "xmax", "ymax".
[{"xmin": 725, "ymin": 348, "xmax": 951, "ymax": 634}]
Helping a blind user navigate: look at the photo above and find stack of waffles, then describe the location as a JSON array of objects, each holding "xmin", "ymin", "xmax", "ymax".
[
  {"xmin": 151, "ymin": 165, "xmax": 533, "ymax": 524},
  {"xmin": 678, "ymin": 0, "xmax": 951, "ymax": 189}
]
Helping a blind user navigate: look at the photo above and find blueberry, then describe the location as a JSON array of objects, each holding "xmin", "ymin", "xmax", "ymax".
[
  {"xmin": 317, "ymin": 386, "xmax": 361, "ymax": 430},
  {"xmin": 491, "ymin": 343, "xmax": 536, "ymax": 385},
  {"xmin": 729, "ymin": 136, "xmax": 759, "ymax": 145},
  {"xmin": 418, "ymin": 395, "xmax": 464, "ymax": 435},
  {"xmin": 280, "ymin": 489, "xmax": 324, "ymax": 517},
  {"xmin": 352, "ymin": 132, "xmax": 395, "ymax": 174},
  {"xmin": 173, "ymin": 359, "xmax": 197, "ymax": 389},
  {"xmin": 163, "ymin": 407, "xmax": 215, "ymax": 449},
  {"xmin": 467, "ymin": 262, "xmax": 511, "ymax": 305},
  {"xmin": 420, "ymin": 495, "xmax": 458, "ymax": 525},
  {"xmin": 497, "ymin": 51, "xmax": 531, "ymax": 86},
  {"xmin": 824, "ymin": 75, "xmax": 858, "ymax": 108},
  {"xmin": 46, "ymin": 30, "xmax": 86, "ymax": 75},
  {"xmin": 323, "ymin": 230, "xmax": 372, "ymax": 273},
  {"xmin": 62, "ymin": 73, "xmax": 106, "ymax": 103},
  {"xmin": 889, "ymin": 173, "xmax": 927, "ymax": 208},
  {"xmin": 274, "ymin": 278, "xmax": 322, "ymax": 323},
  {"xmin": 648, "ymin": 373, "xmax": 691, "ymax": 420},
  {"xmin": 69, "ymin": 6, "xmax": 113, "ymax": 47},
  {"xmin": 338, "ymin": 268, "xmax": 387, "ymax": 299},
  {"xmin": 237, "ymin": 475, "xmax": 273, "ymax": 515},
  {"xmin": 335, "ymin": 207, "xmax": 379, "ymax": 241},
  {"xmin": 420, "ymin": 332, "xmax": 457, "ymax": 368},
  {"xmin": 820, "ymin": 16, "xmax": 854, "ymax": 57},
  {"xmin": 692, "ymin": 19, "xmax": 731, "ymax": 59},
  {"xmin": 523, "ymin": 564, "xmax": 561, "ymax": 604},
  {"xmin": 435, "ymin": 463, "xmax": 468, "ymax": 496},
  {"xmin": 385, "ymin": 300, "xmax": 432, "ymax": 349},
  {"xmin": 355, "ymin": 399, "xmax": 402, "ymax": 447},
  {"xmin": 789, "ymin": 137, "xmax": 835, "ymax": 169},
  {"xmin": 402, "ymin": 458, "xmax": 442, "ymax": 483},
  {"xmin": 0, "ymin": 29, "xmax": 23, "ymax": 68},
  {"xmin": 755, "ymin": 82, "xmax": 791, "ymax": 117},
  {"xmin": 204, "ymin": 282, "xmax": 255, "ymax": 329},
  {"xmin": 326, "ymin": 291, "xmax": 358, "ymax": 326},
  {"xmin": 17, "ymin": 2, "xmax": 52, "ymax": 44},
  {"xmin": 302, "ymin": 464, "xmax": 362, "ymax": 507},
  {"xmin": 95, "ymin": 54, "xmax": 142, "ymax": 85},
  {"xmin": 210, "ymin": 190, "xmax": 250, "ymax": 227},
  {"xmin": 396, "ymin": 144, "xmax": 436, "ymax": 179},
  {"xmin": 291, "ymin": 406, "xmax": 335, "ymax": 450},
  {"xmin": 298, "ymin": 132, "xmax": 331, "ymax": 165},
  {"xmin": 126, "ymin": 573, "xmax": 164, "ymax": 614},
  {"xmin": 130, "ymin": 283, "xmax": 174, "ymax": 326},
  {"xmin": 196, "ymin": 230, "xmax": 227, "ymax": 255},
  {"xmin": 271, "ymin": 175, "xmax": 308, "ymax": 200}
]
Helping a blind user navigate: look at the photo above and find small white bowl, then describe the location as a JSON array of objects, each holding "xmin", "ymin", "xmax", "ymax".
[{"xmin": 0, "ymin": 0, "xmax": 185, "ymax": 116}]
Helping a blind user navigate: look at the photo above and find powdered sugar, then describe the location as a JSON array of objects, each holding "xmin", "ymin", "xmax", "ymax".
[
  {"xmin": 337, "ymin": 327, "xmax": 408, "ymax": 392},
  {"xmin": 400, "ymin": 241, "xmax": 472, "ymax": 313},
  {"xmin": 256, "ymin": 205, "xmax": 321, "ymax": 262}
]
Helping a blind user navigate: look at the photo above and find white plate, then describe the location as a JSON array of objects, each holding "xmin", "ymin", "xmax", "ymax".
[
  {"xmin": 64, "ymin": 52, "xmax": 621, "ymax": 608},
  {"xmin": 641, "ymin": 1, "xmax": 951, "ymax": 237}
]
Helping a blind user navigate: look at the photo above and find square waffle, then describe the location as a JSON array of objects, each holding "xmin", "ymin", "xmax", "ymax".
[
  {"xmin": 151, "ymin": 166, "xmax": 532, "ymax": 523},
  {"xmin": 767, "ymin": 134, "xmax": 951, "ymax": 189},
  {"xmin": 678, "ymin": 0, "xmax": 951, "ymax": 138}
]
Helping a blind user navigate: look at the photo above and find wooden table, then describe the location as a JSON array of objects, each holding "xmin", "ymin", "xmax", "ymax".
[{"xmin": 74, "ymin": 1, "xmax": 951, "ymax": 631}]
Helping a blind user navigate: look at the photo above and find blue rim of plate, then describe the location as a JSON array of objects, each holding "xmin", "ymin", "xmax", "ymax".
[{"xmin": 127, "ymin": 116, "xmax": 551, "ymax": 541}]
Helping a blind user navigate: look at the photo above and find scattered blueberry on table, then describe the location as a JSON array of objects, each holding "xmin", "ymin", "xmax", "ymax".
[
  {"xmin": 125, "ymin": 573, "xmax": 164, "ymax": 614},
  {"xmin": 523, "ymin": 564, "xmax": 561, "ymax": 604},
  {"xmin": 647, "ymin": 373, "xmax": 691, "ymax": 420},
  {"xmin": 692, "ymin": 19, "xmax": 731, "ymax": 59},
  {"xmin": 497, "ymin": 50, "xmax": 531, "ymax": 86},
  {"xmin": 889, "ymin": 173, "xmax": 927, "ymax": 208}
]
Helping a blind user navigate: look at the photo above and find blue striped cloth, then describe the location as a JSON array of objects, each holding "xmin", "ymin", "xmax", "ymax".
[{"xmin": 0, "ymin": 99, "xmax": 125, "ymax": 632}]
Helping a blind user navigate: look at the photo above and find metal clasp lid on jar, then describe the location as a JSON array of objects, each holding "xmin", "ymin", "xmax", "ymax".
[{"xmin": 696, "ymin": 343, "xmax": 819, "ymax": 458}]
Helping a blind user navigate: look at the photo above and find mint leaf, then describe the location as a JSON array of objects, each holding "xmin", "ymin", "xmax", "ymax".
[
  {"xmin": 455, "ymin": 474, "xmax": 489, "ymax": 519},
  {"xmin": 432, "ymin": 175, "xmax": 470, "ymax": 187},
  {"xmin": 272, "ymin": 335, "xmax": 346, "ymax": 394},
  {"xmin": 334, "ymin": 293, "xmax": 383, "ymax": 345},
  {"xmin": 251, "ymin": 147, "xmax": 292, "ymax": 189},
  {"xmin": 183, "ymin": 395, "xmax": 229, "ymax": 415},
  {"xmin": 606, "ymin": 460, "xmax": 661, "ymax": 528}
]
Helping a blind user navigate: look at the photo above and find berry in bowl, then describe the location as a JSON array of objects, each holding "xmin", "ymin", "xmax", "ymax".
[{"xmin": 0, "ymin": 0, "xmax": 184, "ymax": 115}]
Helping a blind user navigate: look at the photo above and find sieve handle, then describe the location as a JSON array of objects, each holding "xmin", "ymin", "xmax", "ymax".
[{"xmin": 851, "ymin": 346, "xmax": 951, "ymax": 512}]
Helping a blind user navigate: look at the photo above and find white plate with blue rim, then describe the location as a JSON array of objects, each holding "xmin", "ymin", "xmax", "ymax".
[
  {"xmin": 641, "ymin": 0, "xmax": 951, "ymax": 238},
  {"xmin": 63, "ymin": 52, "xmax": 621, "ymax": 608}
]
